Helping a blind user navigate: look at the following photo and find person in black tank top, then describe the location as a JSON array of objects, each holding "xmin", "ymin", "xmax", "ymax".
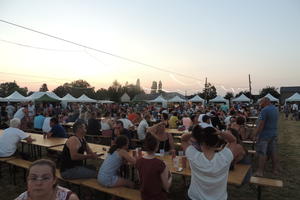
[{"xmin": 60, "ymin": 121, "xmax": 98, "ymax": 179}]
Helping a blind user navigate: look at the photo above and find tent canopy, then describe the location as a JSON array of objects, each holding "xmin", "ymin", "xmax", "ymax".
[
  {"xmin": 77, "ymin": 94, "xmax": 97, "ymax": 103},
  {"xmin": 35, "ymin": 94, "xmax": 61, "ymax": 102},
  {"xmin": 3, "ymin": 91, "xmax": 27, "ymax": 102},
  {"xmin": 148, "ymin": 95, "xmax": 167, "ymax": 103},
  {"xmin": 209, "ymin": 95, "xmax": 228, "ymax": 103},
  {"xmin": 189, "ymin": 95, "xmax": 205, "ymax": 103},
  {"xmin": 285, "ymin": 92, "xmax": 300, "ymax": 102},
  {"xmin": 258, "ymin": 93, "xmax": 279, "ymax": 103},
  {"xmin": 232, "ymin": 94, "xmax": 251, "ymax": 102},
  {"xmin": 98, "ymin": 100, "xmax": 114, "ymax": 104},
  {"xmin": 120, "ymin": 93, "xmax": 131, "ymax": 102},
  {"xmin": 168, "ymin": 95, "xmax": 186, "ymax": 103},
  {"xmin": 61, "ymin": 93, "xmax": 79, "ymax": 102},
  {"xmin": 26, "ymin": 92, "xmax": 61, "ymax": 101}
]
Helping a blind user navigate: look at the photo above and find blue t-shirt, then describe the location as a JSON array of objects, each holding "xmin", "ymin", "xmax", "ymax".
[
  {"xmin": 258, "ymin": 105, "xmax": 278, "ymax": 139},
  {"xmin": 33, "ymin": 115, "xmax": 45, "ymax": 129},
  {"xmin": 50, "ymin": 124, "xmax": 67, "ymax": 138}
]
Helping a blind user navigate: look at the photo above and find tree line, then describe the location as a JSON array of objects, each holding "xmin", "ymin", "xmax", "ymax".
[{"xmin": 0, "ymin": 79, "xmax": 280, "ymax": 102}]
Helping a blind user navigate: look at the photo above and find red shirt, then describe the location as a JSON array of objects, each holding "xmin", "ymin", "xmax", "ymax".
[{"xmin": 136, "ymin": 157, "xmax": 167, "ymax": 200}]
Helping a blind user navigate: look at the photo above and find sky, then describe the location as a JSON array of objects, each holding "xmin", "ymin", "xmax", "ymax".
[{"xmin": 0, "ymin": 0, "xmax": 299, "ymax": 96}]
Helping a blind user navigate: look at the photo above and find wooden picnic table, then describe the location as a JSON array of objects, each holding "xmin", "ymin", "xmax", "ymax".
[
  {"xmin": 48, "ymin": 142, "xmax": 110, "ymax": 159},
  {"xmin": 165, "ymin": 128, "xmax": 189, "ymax": 135},
  {"xmin": 22, "ymin": 133, "xmax": 67, "ymax": 148},
  {"xmin": 158, "ymin": 155, "xmax": 250, "ymax": 186}
]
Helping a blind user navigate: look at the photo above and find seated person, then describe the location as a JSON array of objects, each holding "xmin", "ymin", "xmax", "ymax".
[
  {"xmin": 112, "ymin": 120, "xmax": 132, "ymax": 147},
  {"xmin": 137, "ymin": 114, "xmax": 150, "ymax": 140},
  {"xmin": 16, "ymin": 159, "xmax": 79, "ymax": 200},
  {"xmin": 181, "ymin": 127, "xmax": 243, "ymax": 200},
  {"xmin": 168, "ymin": 112, "xmax": 179, "ymax": 129},
  {"xmin": 136, "ymin": 134, "xmax": 172, "ymax": 199},
  {"xmin": 0, "ymin": 118, "xmax": 33, "ymax": 157},
  {"xmin": 33, "ymin": 110, "xmax": 45, "ymax": 131},
  {"xmin": 147, "ymin": 122, "xmax": 175, "ymax": 155},
  {"xmin": 47, "ymin": 117, "xmax": 67, "ymax": 138},
  {"xmin": 87, "ymin": 112, "xmax": 101, "ymax": 135},
  {"xmin": 97, "ymin": 135, "xmax": 136, "ymax": 188},
  {"xmin": 60, "ymin": 121, "xmax": 98, "ymax": 179}
]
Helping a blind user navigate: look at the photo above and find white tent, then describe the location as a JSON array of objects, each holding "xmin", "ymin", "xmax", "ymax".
[
  {"xmin": 285, "ymin": 92, "xmax": 300, "ymax": 102},
  {"xmin": 120, "ymin": 93, "xmax": 131, "ymax": 102},
  {"xmin": 61, "ymin": 94, "xmax": 79, "ymax": 102},
  {"xmin": 26, "ymin": 92, "xmax": 62, "ymax": 101},
  {"xmin": 3, "ymin": 91, "xmax": 27, "ymax": 102},
  {"xmin": 77, "ymin": 94, "xmax": 97, "ymax": 103},
  {"xmin": 209, "ymin": 95, "xmax": 228, "ymax": 104},
  {"xmin": 189, "ymin": 95, "xmax": 205, "ymax": 103},
  {"xmin": 98, "ymin": 100, "xmax": 114, "ymax": 104},
  {"xmin": 168, "ymin": 95, "xmax": 186, "ymax": 103},
  {"xmin": 148, "ymin": 95, "xmax": 167, "ymax": 103},
  {"xmin": 258, "ymin": 93, "xmax": 279, "ymax": 103},
  {"xmin": 232, "ymin": 94, "xmax": 251, "ymax": 102}
]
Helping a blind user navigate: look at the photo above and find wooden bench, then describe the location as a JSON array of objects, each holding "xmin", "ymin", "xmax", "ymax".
[
  {"xmin": 6, "ymin": 158, "xmax": 32, "ymax": 184},
  {"xmin": 81, "ymin": 179, "xmax": 142, "ymax": 200},
  {"xmin": 250, "ymin": 176, "xmax": 283, "ymax": 200}
]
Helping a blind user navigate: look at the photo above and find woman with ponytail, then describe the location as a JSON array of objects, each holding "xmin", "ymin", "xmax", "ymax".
[{"xmin": 97, "ymin": 135, "xmax": 136, "ymax": 188}]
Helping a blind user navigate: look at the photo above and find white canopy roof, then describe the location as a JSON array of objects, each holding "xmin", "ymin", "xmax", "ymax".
[
  {"xmin": 61, "ymin": 94, "xmax": 79, "ymax": 102},
  {"xmin": 77, "ymin": 94, "xmax": 97, "ymax": 103},
  {"xmin": 120, "ymin": 93, "xmax": 131, "ymax": 102},
  {"xmin": 98, "ymin": 100, "xmax": 114, "ymax": 104},
  {"xmin": 26, "ymin": 92, "xmax": 62, "ymax": 101},
  {"xmin": 3, "ymin": 91, "xmax": 27, "ymax": 102},
  {"xmin": 258, "ymin": 93, "xmax": 279, "ymax": 103},
  {"xmin": 285, "ymin": 92, "xmax": 300, "ymax": 102},
  {"xmin": 148, "ymin": 95, "xmax": 167, "ymax": 103},
  {"xmin": 168, "ymin": 95, "xmax": 186, "ymax": 103},
  {"xmin": 189, "ymin": 95, "xmax": 205, "ymax": 103},
  {"xmin": 209, "ymin": 95, "xmax": 228, "ymax": 103},
  {"xmin": 232, "ymin": 94, "xmax": 251, "ymax": 102}
]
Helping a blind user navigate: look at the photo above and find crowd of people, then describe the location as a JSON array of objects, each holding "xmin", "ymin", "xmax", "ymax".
[{"xmin": 0, "ymin": 97, "xmax": 282, "ymax": 200}]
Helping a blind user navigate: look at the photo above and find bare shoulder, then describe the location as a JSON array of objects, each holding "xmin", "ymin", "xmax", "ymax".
[{"xmin": 68, "ymin": 193, "xmax": 79, "ymax": 200}]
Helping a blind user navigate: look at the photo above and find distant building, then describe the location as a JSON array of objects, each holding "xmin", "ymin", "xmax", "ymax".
[
  {"xmin": 132, "ymin": 92, "xmax": 185, "ymax": 102},
  {"xmin": 120, "ymin": 93, "xmax": 131, "ymax": 102},
  {"xmin": 280, "ymin": 86, "xmax": 300, "ymax": 104}
]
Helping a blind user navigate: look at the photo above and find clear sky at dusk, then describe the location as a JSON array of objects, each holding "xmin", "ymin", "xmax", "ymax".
[{"xmin": 0, "ymin": 0, "xmax": 299, "ymax": 95}]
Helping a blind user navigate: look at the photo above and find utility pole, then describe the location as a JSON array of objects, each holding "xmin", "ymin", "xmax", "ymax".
[{"xmin": 248, "ymin": 74, "xmax": 252, "ymax": 97}]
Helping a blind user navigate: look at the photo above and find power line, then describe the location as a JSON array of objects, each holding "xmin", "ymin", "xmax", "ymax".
[
  {"xmin": 0, "ymin": 39, "xmax": 81, "ymax": 52},
  {"xmin": 0, "ymin": 19, "xmax": 203, "ymax": 82}
]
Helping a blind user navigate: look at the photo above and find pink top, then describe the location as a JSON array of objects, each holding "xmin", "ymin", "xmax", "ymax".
[{"xmin": 182, "ymin": 117, "xmax": 192, "ymax": 130}]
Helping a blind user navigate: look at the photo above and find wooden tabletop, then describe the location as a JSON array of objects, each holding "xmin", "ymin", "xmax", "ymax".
[
  {"xmin": 22, "ymin": 133, "xmax": 67, "ymax": 148},
  {"xmin": 48, "ymin": 142, "xmax": 110, "ymax": 159},
  {"xmin": 157, "ymin": 155, "xmax": 251, "ymax": 186},
  {"xmin": 62, "ymin": 122, "xmax": 75, "ymax": 127},
  {"xmin": 165, "ymin": 128, "xmax": 189, "ymax": 135}
]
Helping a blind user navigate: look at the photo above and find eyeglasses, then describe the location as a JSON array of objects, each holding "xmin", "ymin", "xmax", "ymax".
[{"xmin": 28, "ymin": 176, "xmax": 52, "ymax": 182}]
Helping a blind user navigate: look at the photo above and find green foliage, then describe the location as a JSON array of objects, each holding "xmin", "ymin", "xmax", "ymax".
[
  {"xmin": 39, "ymin": 83, "xmax": 49, "ymax": 92},
  {"xmin": 0, "ymin": 81, "xmax": 28, "ymax": 97},
  {"xmin": 53, "ymin": 80, "xmax": 95, "ymax": 98},
  {"xmin": 224, "ymin": 92, "xmax": 234, "ymax": 100},
  {"xmin": 259, "ymin": 86, "xmax": 280, "ymax": 98},
  {"xmin": 199, "ymin": 82, "xmax": 217, "ymax": 100}
]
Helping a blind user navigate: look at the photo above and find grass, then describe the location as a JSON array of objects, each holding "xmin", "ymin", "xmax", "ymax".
[{"xmin": 1, "ymin": 113, "xmax": 299, "ymax": 199}]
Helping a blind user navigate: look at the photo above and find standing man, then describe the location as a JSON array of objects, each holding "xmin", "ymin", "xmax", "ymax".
[
  {"xmin": 254, "ymin": 97, "xmax": 279, "ymax": 176},
  {"xmin": 60, "ymin": 121, "xmax": 98, "ymax": 179}
]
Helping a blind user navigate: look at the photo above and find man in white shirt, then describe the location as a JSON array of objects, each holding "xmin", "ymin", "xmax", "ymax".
[
  {"xmin": 119, "ymin": 113, "xmax": 134, "ymax": 130},
  {"xmin": 137, "ymin": 114, "xmax": 150, "ymax": 140},
  {"xmin": 13, "ymin": 106, "xmax": 28, "ymax": 120},
  {"xmin": 6, "ymin": 103, "xmax": 15, "ymax": 119},
  {"xmin": 0, "ymin": 118, "xmax": 34, "ymax": 157},
  {"xmin": 199, "ymin": 115, "xmax": 213, "ymax": 128},
  {"xmin": 27, "ymin": 101, "xmax": 35, "ymax": 119}
]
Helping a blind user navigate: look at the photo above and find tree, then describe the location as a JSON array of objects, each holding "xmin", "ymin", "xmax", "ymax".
[
  {"xmin": 224, "ymin": 92, "xmax": 234, "ymax": 100},
  {"xmin": 96, "ymin": 88, "xmax": 109, "ymax": 100},
  {"xmin": 52, "ymin": 80, "xmax": 95, "ymax": 98},
  {"xmin": 158, "ymin": 80, "xmax": 162, "ymax": 93},
  {"xmin": 53, "ymin": 85, "xmax": 70, "ymax": 98},
  {"xmin": 0, "ymin": 81, "xmax": 28, "ymax": 97},
  {"xmin": 200, "ymin": 82, "xmax": 217, "ymax": 100},
  {"xmin": 259, "ymin": 86, "xmax": 280, "ymax": 99},
  {"xmin": 150, "ymin": 81, "xmax": 157, "ymax": 94},
  {"xmin": 107, "ymin": 80, "xmax": 123, "ymax": 102},
  {"xmin": 70, "ymin": 80, "xmax": 90, "ymax": 88},
  {"xmin": 39, "ymin": 83, "xmax": 49, "ymax": 92}
]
